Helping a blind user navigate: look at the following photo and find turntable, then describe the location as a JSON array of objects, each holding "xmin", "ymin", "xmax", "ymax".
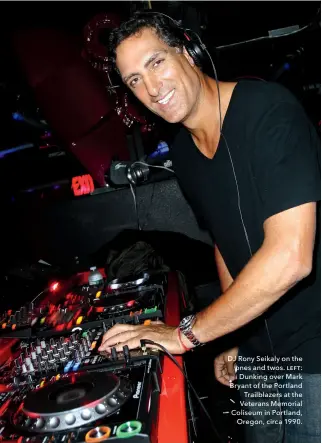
[
  {"xmin": 3, "ymin": 359, "xmax": 161, "ymax": 442},
  {"xmin": 13, "ymin": 372, "xmax": 133, "ymax": 432}
]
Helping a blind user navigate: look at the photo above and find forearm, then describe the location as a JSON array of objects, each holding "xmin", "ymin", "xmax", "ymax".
[{"xmin": 194, "ymin": 244, "xmax": 309, "ymax": 344}]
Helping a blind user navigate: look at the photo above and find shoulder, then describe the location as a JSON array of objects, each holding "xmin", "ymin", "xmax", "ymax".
[{"xmin": 236, "ymin": 80, "xmax": 298, "ymax": 105}]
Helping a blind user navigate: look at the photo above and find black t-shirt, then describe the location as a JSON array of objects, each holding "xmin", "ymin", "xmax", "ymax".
[{"xmin": 171, "ymin": 80, "xmax": 321, "ymax": 373}]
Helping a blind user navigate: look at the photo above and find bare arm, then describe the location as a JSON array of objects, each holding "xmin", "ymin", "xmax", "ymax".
[
  {"xmin": 214, "ymin": 244, "xmax": 233, "ymax": 292},
  {"xmin": 194, "ymin": 203, "xmax": 316, "ymax": 343}
]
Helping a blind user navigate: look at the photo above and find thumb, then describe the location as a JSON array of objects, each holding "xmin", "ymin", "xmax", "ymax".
[{"xmin": 226, "ymin": 360, "xmax": 237, "ymax": 380}]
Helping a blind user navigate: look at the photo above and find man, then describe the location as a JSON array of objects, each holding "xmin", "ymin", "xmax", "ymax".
[{"xmin": 99, "ymin": 12, "xmax": 321, "ymax": 442}]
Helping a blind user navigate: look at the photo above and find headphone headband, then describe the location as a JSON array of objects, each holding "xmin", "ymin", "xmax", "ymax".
[{"xmin": 134, "ymin": 10, "xmax": 207, "ymax": 68}]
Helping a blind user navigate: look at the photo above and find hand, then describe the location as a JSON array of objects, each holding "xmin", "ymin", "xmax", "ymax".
[
  {"xmin": 214, "ymin": 346, "xmax": 238, "ymax": 387},
  {"xmin": 98, "ymin": 320, "xmax": 187, "ymax": 355}
]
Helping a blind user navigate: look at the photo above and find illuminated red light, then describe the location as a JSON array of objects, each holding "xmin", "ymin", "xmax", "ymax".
[
  {"xmin": 50, "ymin": 282, "xmax": 59, "ymax": 291},
  {"xmin": 127, "ymin": 300, "xmax": 135, "ymax": 307}
]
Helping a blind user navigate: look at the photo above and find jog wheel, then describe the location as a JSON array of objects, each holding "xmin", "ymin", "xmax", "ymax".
[{"xmin": 13, "ymin": 372, "xmax": 132, "ymax": 433}]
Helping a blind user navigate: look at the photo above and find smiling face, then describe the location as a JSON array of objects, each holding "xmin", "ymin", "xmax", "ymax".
[{"xmin": 115, "ymin": 27, "xmax": 202, "ymax": 123}]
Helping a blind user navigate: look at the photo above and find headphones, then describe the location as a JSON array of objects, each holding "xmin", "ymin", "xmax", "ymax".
[
  {"xmin": 126, "ymin": 161, "xmax": 150, "ymax": 186},
  {"xmin": 124, "ymin": 11, "xmax": 209, "ymax": 186},
  {"xmin": 132, "ymin": 10, "xmax": 209, "ymax": 69}
]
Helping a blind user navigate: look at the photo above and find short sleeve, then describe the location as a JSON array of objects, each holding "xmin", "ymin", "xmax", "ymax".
[{"xmin": 252, "ymin": 101, "xmax": 321, "ymax": 221}]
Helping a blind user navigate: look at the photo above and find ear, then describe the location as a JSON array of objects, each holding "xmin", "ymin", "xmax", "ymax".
[{"xmin": 183, "ymin": 47, "xmax": 195, "ymax": 67}]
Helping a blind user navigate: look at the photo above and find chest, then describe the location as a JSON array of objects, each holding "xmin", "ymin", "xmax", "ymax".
[{"xmin": 173, "ymin": 138, "xmax": 265, "ymax": 277}]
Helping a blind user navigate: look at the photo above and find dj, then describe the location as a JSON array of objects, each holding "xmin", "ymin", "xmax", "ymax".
[{"xmin": 99, "ymin": 11, "xmax": 321, "ymax": 442}]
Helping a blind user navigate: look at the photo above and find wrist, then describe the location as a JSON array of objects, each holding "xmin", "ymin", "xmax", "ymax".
[{"xmin": 176, "ymin": 328, "xmax": 194, "ymax": 352}]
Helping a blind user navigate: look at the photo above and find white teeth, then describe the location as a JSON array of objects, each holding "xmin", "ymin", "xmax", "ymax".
[{"xmin": 158, "ymin": 89, "xmax": 175, "ymax": 104}]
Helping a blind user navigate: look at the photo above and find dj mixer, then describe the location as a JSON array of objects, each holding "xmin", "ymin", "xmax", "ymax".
[{"xmin": 0, "ymin": 270, "xmax": 189, "ymax": 443}]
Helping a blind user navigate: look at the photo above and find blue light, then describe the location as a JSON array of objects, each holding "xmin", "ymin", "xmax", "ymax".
[
  {"xmin": 12, "ymin": 112, "xmax": 24, "ymax": 121},
  {"xmin": 284, "ymin": 62, "xmax": 291, "ymax": 70}
]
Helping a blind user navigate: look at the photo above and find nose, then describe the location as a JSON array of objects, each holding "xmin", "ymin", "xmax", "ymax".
[{"xmin": 144, "ymin": 74, "xmax": 162, "ymax": 98}]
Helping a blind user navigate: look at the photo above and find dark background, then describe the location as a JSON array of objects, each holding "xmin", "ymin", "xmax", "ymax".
[
  {"xmin": 0, "ymin": 0, "xmax": 320, "ymax": 292},
  {"xmin": 0, "ymin": 3, "xmax": 319, "ymax": 442}
]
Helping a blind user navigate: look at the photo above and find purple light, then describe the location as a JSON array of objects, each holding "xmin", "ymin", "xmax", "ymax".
[{"xmin": 53, "ymin": 185, "xmax": 60, "ymax": 190}]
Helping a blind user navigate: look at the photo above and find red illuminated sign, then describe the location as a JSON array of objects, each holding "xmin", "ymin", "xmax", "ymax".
[{"xmin": 71, "ymin": 174, "xmax": 94, "ymax": 196}]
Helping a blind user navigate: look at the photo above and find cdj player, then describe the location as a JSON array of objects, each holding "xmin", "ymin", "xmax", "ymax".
[{"xmin": 0, "ymin": 270, "xmax": 189, "ymax": 443}]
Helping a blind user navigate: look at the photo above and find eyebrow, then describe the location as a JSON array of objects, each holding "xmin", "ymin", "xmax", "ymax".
[{"xmin": 123, "ymin": 50, "xmax": 168, "ymax": 83}]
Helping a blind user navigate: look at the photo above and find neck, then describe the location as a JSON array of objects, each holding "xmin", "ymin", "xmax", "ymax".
[{"xmin": 182, "ymin": 75, "xmax": 222, "ymax": 143}]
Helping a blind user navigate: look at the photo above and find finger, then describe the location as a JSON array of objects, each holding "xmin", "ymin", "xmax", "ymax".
[
  {"xmin": 226, "ymin": 361, "xmax": 237, "ymax": 381},
  {"xmin": 214, "ymin": 361, "xmax": 235, "ymax": 387},
  {"xmin": 98, "ymin": 330, "xmax": 139, "ymax": 351},
  {"xmin": 113, "ymin": 337, "xmax": 143, "ymax": 353},
  {"xmin": 217, "ymin": 375, "xmax": 233, "ymax": 387},
  {"xmin": 100, "ymin": 323, "xmax": 138, "ymax": 346},
  {"xmin": 214, "ymin": 360, "xmax": 225, "ymax": 382}
]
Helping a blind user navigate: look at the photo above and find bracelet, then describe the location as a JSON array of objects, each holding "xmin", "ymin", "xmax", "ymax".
[{"xmin": 177, "ymin": 328, "xmax": 191, "ymax": 352}]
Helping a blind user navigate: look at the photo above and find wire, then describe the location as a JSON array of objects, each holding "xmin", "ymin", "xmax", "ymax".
[
  {"xmin": 31, "ymin": 290, "xmax": 45, "ymax": 304},
  {"xmin": 140, "ymin": 339, "xmax": 226, "ymax": 443},
  {"xmin": 200, "ymin": 30, "xmax": 285, "ymax": 443},
  {"xmin": 215, "ymin": 23, "xmax": 311, "ymax": 51},
  {"xmin": 129, "ymin": 183, "xmax": 141, "ymax": 230},
  {"xmin": 131, "ymin": 161, "xmax": 174, "ymax": 173},
  {"xmin": 128, "ymin": 161, "xmax": 174, "ymax": 231}
]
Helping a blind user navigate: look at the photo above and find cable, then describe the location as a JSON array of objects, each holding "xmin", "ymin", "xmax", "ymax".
[
  {"xmin": 215, "ymin": 23, "xmax": 311, "ymax": 51},
  {"xmin": 131, "ymin": 161, "xmax": 174, "ymax": 173},
  {"xmin": 200, "ymin": 31, "xmax": 285, "ymax": 443},
  {"xmin": 129, "ymin": 183, "xmax": 141, "ymax": 230},
  {"xmin": 128, "ymin": 161, "xmax": 174, "ymax": 231},
  {"xmin": 31, "ymin": 290, "xmax": 45, "ymax": 304},
  {"xmin": 140, "ymin": 339, "xmax": 226, "ymax": 443}
]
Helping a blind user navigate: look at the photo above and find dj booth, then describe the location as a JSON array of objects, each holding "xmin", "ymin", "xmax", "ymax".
[{"xmin": 0, "ymin": 269, "xmax": 190, "ymax": 443}]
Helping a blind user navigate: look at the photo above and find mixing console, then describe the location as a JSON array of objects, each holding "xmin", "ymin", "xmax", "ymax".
[
  {"xmin": 0, "ymin": 280, "xmax": 164, "ymax": 338},
  {"xmin": 0, "ymin": 270, "xmax": 189, "ymax": 443}
]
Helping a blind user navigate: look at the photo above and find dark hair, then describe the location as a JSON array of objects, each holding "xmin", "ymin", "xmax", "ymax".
[{"xmin": 108, "ymin": 11, "xmax": 186, "ymax": 72}]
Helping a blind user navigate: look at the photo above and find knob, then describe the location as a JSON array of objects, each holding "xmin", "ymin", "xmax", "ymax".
[
  {"xmin": 26, "ymin": 374, "xmax": 34, "ymax": 384},
  {"xmin": 25, "ymin": 357, "xmax": 32, "ymax": 367},
  {"xmin": 37, "ymin": 355, "xmax": 42, "ymax": 368},
  {"xmin": 21, "ymin": 364, "xmax": 27, "ymax": 374},
  {"xmin": 28, "ymin": 361, "xmax": 35, "ymax": 372},
  {"xmin": 102, "ymin": 322, "xmax": 108, "ymax": 333},
  {"xmin": 36, "ymin": 345, "xmax": 41, "ymax": 355},
  {"xmin": 50, "ymin": 338, "xmax": 55, "ymax": 347},
  {"xmin": 21, "ymin": 306, "xmax": 27, "ymax": 317},
  {"xmin": 52, "ymin": 346, "xmax": 59, "ymax": 358},
  {"xmin": 70, "ymin": 333, "xmax": 77, "ymax": 344},
  {"xmin": 14, "ymin": 358, "xmax": 21, "ymax": 369},
  {"xmin": 59, "ymin": 349, "xmax": 67, "ymax": 361},
  {"xmin": 74, "ymin": 350, "xmax": 81, "ymax": 362},
  {"xmin": 62, "ymin": 343, "xmax": 71, "ymax": 355},
  {"xmin": 123, "ymin": 346, "xmax": 130, "ymax": 365},
  {"xmin": 40, "ymin": 341, "xmax": 46, "ymax": 349},
  {"xmin": 41, "ymin": 349, "xmax": 48, "ymax": 360},
  {"xmin": 111, "ymin": 348, "xmax": 118, "ymax": 361},
  {"xmin": 81, "ymin": 338, "xmax": 88, "ymax": 352},
  {"xmin": 31, "ymin": 351, "xmax": 37, "ymax": 361},
  {"xmin": 47, "ymin": 351, "xmax": 55, "ymax": 363}
]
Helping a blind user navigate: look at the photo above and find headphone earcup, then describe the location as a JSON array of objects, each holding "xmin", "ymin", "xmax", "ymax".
[
  {"xmin": 185, "ymin": 42, "xmax": 205, "ymax": 68},
  {"xmin": 126, "ymin": 163, "xmax": 150, "ymax": 186}
]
